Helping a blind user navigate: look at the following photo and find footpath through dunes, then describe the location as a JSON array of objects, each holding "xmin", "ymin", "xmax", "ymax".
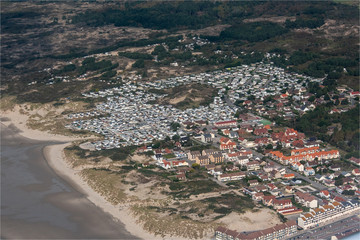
[{"xmin": 0, "ymin": 124, "xmax": 138, "ymax": 239}]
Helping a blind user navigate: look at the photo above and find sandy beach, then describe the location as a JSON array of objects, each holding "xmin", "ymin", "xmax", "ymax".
[
  {"xmin": 1, "ymin": 108, "xmax": 184, "ymax": 240},
  {"xmin": 43, "ymin": 143, "xmax": 166, "ymax": 240},
  {"xmin": 1, "ymin": 106, "xmax": 80, "ymax": 142}
]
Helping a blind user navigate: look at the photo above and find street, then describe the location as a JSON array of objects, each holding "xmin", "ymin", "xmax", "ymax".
[{"xmin": 288, "ymin": 214, "xmax": 360, "ymax": 240}]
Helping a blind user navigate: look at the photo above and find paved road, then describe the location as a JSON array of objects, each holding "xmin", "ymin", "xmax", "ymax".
[
  {"xmin": 288, "ymin": 214, "xmax": 360, "ymax": 240},
  {"xmin": 285, "ymin": 168, "xmax": 327, "ymax": 190}
]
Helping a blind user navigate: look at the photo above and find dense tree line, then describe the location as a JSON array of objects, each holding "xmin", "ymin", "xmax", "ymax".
[
  {"xmin": 294, "ymin": 105, "xmax": 359, "ymax": 156},
  {"xmin": 71, "ymin": 2, "xmax": 225, "ymax": 30},
  {"xmin": 270, "ymin": 52, "xmax": 359, "ymax": 84},
  {"xmin": 70, "ymin": 1, "xmax": 356, "ymax": 31},
  {"xmin": 219, "ymin": 22, "xmax": 288, "ymax": 42},
  {"xmin": 118, "ymin": 52, "xmax": 153, "ymax": 60},
  {"xmin": 285, "ymin": 16, "xmax": 325, "ymax": 29}
]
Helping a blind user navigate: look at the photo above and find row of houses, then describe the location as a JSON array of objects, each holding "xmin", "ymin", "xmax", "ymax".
[
  {"xmin": 268, "ymin": 147, "xmax": 340, "ymax": 165},
  {"xmin": 187, "ymin": 146, "xmax": 255, "ymax": 167},
  {"xmin": 215, "ymin": 220, "xmax": 298, "ymax": 240},
  {"xmin": 298, "ymin": 200, "xmax": 360, "ymax": 229}
]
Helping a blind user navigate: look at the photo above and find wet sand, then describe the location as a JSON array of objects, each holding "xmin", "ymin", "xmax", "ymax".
[{"xmin": 1, "ymin": 124, "xmax": 138, "ymax": 239}]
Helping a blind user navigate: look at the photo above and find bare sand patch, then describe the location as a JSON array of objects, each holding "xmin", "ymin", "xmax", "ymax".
[{"xmin": 218, "ymin": 208, "xmax": 281, "ymax": 232}]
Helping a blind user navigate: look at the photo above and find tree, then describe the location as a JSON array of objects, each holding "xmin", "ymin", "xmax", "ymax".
[
  {"xmin": 132, "ymin": 59, "xmax": 145, "ymax": 68},
  {"xmin": 170, "ymin": 122, "xmax": 181, "ymax": 131},
  {"xmin": 172, "ymin": 135, "xmax": 180, "ymax": 141},
  {"xmin": 342, "ymin": 190, "xmax": 355, "ymax": 195},
  {"xmin": 265, "ymin": 144, "xmax": 273, "ymax": 150},
  {"xmin": 335, "ymin": 175, "xmax": 344, "ymax": 186},
  {"xmin": 192, "ymin": 163, "xmax": 200, "ymax": 169},
  {"xmin": 308, "ymin": 96, "xmax": 316, "ymax": 102},
  {"xmin": 341, "ymin": 99, "xmax": 349, "ymax": 105}
]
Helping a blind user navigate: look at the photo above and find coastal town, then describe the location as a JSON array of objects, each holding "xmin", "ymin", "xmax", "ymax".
[
  {"xmin": 2, "ymin": 1, "xmax": 359, "ymax": 240},
  {"xmin": 66, "ymin": 62, "xmax": 360, "ymax": 240}
]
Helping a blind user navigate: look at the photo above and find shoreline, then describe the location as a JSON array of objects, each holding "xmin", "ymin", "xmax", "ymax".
[
  {"xmin": 1, "ymin": 107, "xmax": 81, "ymax": 142},
  {"xmin": 1, "ymin": 109, "xmax": 178, "ymax": 240},
  {"xmin": 43, "ymin": 143, "xmax": 161, "ymax": 240}
]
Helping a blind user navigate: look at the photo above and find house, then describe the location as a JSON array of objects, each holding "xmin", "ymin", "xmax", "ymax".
[
  {"xmin": 283, "ymin": 173, "xmax": 295, "ymax": 180},
  {"xmin": 273, "ymin": 198, "xmax": 292, "ymax": 210},
  {"xmin": 254, "ymin": 137, "xmax": 269, "ymax": 145},
  {"xmin": 267, "ymin": 183, "xmax": 278, "ymax": 191},
  {"xmin": 292, "ymin": 162, "xmax": 304, "ymax": 172},
  {"xmin": 195, "ymin": 155, "xmax": 210, "ymax": 165},
  {"xmin": 332, "ymin": 196, "xmax": 346, "ymax": 203},
  {"xmin": 176, "ymin": 173, "xmax": 186, "ymax": 181},
  {"xmin": 215, "ymin": 220, "xmax": 298, "ymax": 240},
  {"xmin": 175, "ymin": 142, "xmax": 182, "ymax": 149},
  {"xmin": 205, "ymin": 164, "xmax": 216, "ymax": 171},
  {"xmin": 161, "ymin": 160, "xmax": 189, "ymax": 169},
  {"xmin": 350, "ymin": 91, "xmax": 360, "ymax": 98},
  {"xmin": 352, "ymin": 168, "xmax": 360, "ymax": 176},
  {"xmin": 343, "ymin": 177, "xmax": 354, "ymax": 185},
  {"xmin": 187, "ymin": 151, "xmax": 201, "ymax": 160},
  {"xmin": 210, "ymin": 153, "xmax": 224, "ymax": 164},
  {"xmin": 341, "ymin": 171, "xmax": 351, "ymax": 177},
  {"xmin": 247, "ymin": 161, "xmax": 260, "ymax": 171},
  {"xmin": 195, "ymin": 120, "xmax": 207, "ymax": 126},
  {"xmin": 304, "ymin": 167, "xmax": 315, "ymax": 176},
  {"xmin": 208, "ymin": 166, "xmax": 223, "ymax": 176},
  {"xmin": 225, "ymin": 165, "xmax": 239, "ymax": 172},
  {"xmin": 202, "ymin": 149, "xmax": 219, "ymax": 156},
  {"xmin": 237, "ymin": 156, "xmax": 250, "ymax": 166},
  {"xmin": 349, "ymin": 157, "xmax": 360, "ymax": 166},
  {"xmin": 329, "ymin": 165, "xmax": 341, "ymax": 171},
  {"xmin": 319, "ymin": 190, "xmax": 330, "ymax": 199},
  {"xmin": 285, "ymin": 186, "xmax": 294, "ymax": 193},
  {"xmin": 269, "ymin": 170, "xmax": 282, "ymax": 179},
  {"xmin": 292, "ymin": 140, "xmax": 304, "ymax": 149},
  {"xmin": 249, "ymin": 179, "xmax": 259, "ymax": 186},
  {"xmin": 137, "ymin": 145, "xmax": 152, "ymax": 153},
  {"xmin": 323, "ymin": 179, "xmax": 335, "ymax": 187},
  {"xmin": 277, "ymin": 207, "xmax": 303, "ymax": 216},
  {"xmin": 255, "ymin": 185, "xmax": 267, "ymax": 192},
  {"xmin": 263, "ymin": 195, "xmax": 276, "ymax": 206},
  {"xmin": 254, "ymin": 128, "xmax": 268, "ymax": 136},
  {"xmin": 298, "ymin": 200, "xmax": 360, "ymax": 230},
  {"xmin": 220, "ymin": 142, "xmax": 237, "ymax": 151},
  {"xmin": 315, "ymin": 174, "xmax": 326, "ymax": 182},
  {"xmin": 201, "ymin": 133, "xmax": 212, "ymax": 143},
  {"xmin": 223, "ymin": 129, "xmax": 230, "ymax": 136},
  {"xmin": 253, "ymin": 192, "xmax": 265, "ymax": 201},
  {"xmin": 214, "ymin": 120, "xmax": 237, "ymax": 128},
  {"xmin": 218, "ymin": 172, "xmax": 246, "ymax": 182},
  {"xmin": 229, "ymin": 131, "xmax": 239, "ymax": 139},
  {"xmin": 263, "ymin": 164, "xmax": 275, "ymax": 173},
  {"xmin": 295, "ymin": 191, "xmax": 318, "ymax": 208}
]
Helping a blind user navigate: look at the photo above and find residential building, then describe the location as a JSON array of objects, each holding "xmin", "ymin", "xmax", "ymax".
[
  {"xmin": 295, "ymin": 191, "xmax": 318, "ymax": 208},
  {"xmin": 210, "ymin": 153, "xmax": 224, "ymax": 164},
  {"xmin": 215, "ymin": 220, "xmax": 297, "ymax": 240},
  {"xmin": 218, "ymin": 172, "xmax": 246, "ymax": 182},
  {"xmin": 187, "ymin": 151, "xmax": 201, "ymax": 160},
  {"xmin": 195, "ymin": 155, "xmax": 210, "ymax": 165},
  {"xmin": 298, "ymin": 200, "xmax": 360, "ymax": 229}
]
